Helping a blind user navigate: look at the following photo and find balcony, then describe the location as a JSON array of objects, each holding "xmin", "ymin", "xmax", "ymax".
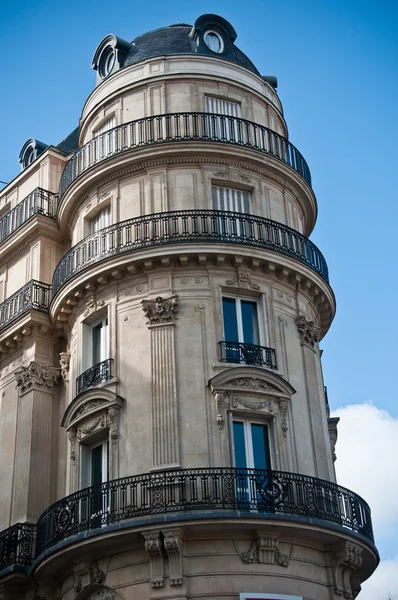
[
  {"xmin": 76, "ymin": 358, "xmax": 114, "ymax": 395},
  {"xmin": 0, "ymin": 523, "xmax": 35, "ymax": 572},
  {"xmin": 52, "ymin": 210, "xmax": 329, "ymax": 297},
  {"xmin": 34, "ymin": 468, "xmax": 374, "ymax": 558},
  {"xmin": 0, "ymin": 188, "xmax": 57, "ymax": 243},
  {"xmin": 0, "ymin": 280, "xmax": 51, "ymax": 333},
  {"xmin": 220, "ymin": 341, "xmax": 277, "ymax": 369},
  {"xmin": 58, "ymin": 112, "xmax": 311, "ymax": 198}
]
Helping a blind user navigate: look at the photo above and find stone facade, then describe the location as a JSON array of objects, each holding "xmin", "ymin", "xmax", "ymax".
[{"xmin": 0, "ymin": 13, "xmax": 377, "ymax": 600}]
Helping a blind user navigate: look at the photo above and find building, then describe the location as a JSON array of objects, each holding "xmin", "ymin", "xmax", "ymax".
[{"xmin": 0, "ymin": 13, "xmax": 378, "ymax": 600}]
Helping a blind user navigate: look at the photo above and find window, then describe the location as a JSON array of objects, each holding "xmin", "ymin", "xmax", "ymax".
[
  {"xmin": 98, "ymin": 46, "xmax": 115, "ymax": 78},
  {"xmin": 79, "ymin": 314, "xmax": 111, "ymax": 394},
  {"xmin": 90, "ymin": 206, "xmax": 111, "ymax": 234},
  {"xmin": 204, "ymin": 30, "xmax": 224, "ymax": 53},
  {"xmin": 233, "ymin": 420, "xmax": 271, "ymax": 470},
  {"xmin": 223, "ymin": 297, "xmax": 259, "ymax": 346},
  {"xmin": 91, "ymin": 316, "xmax": 109, "ymax": 366},
  {"xmin": 93, "ymin": 116, "xmax": 116, "ymax": 161},
  {"xmin": 205, "ymin": 96, "xmax": 242, "ymax": 142},
  {"xmin": 81, "ymin": 440, "xmax": 109, "ymax": 488},
  {"xmin": 212, "ymin": 185, "xmax": 251, "ymax": 214}
]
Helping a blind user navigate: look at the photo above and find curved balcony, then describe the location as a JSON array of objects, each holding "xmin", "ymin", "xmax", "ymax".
[
  {"xmin": 0, "ymin": 280, "xmax": 51, "ymax": 332},
  {"xmin": 0, "ymin": 523, "xmax": 35, "ymax": 572},
  {"xmin": 58, "ymin": 112, "xmax": 311, "ymax": 198},
  {"xmin": 52, "ymin": 210, "xmax": 328, "ymax": 297},
  {"xmin": 35, "ymin": 467, "xmax": 374, "ymax": 558}
]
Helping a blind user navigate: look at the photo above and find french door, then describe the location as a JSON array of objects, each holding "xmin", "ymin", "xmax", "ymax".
[{"xmin": 233, "ymin": 420, "xmax": 271, "ymax": 506}]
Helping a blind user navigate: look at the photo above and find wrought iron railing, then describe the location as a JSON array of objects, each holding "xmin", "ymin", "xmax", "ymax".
[
  {"xmin": 35, "ymin": 468, "xmax": 374, "ymax": 556},
  {"xmin": 76, "ymin": 358, "xmax": 113, "ymax": 395},
  {"xmin": 0, "ymin": 523, "xmax": 35, "ymax": 571},
  {"xmin": 58, "ymin": 112, "xmax": 311, "ymax": 197},
  {"xmin": 0, "ymin": 280, "xmax": 51, "ymax": 332},
  {"xmin": 0, "ymin": 188, "xmax": 57, "ymax": 243},
  {"xmin": 220, "ymin": 341, "xmax": 277, "ymax": 369},
  {"xmin": 52, "ymin": 210, "xmax": 328, "ymax": 296}
]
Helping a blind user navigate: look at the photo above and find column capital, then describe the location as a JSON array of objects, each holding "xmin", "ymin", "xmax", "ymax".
[
  {"xmin": 15, "ymin": 361, "xmax": 59, "ymax": 394},
  {"xmin": 142, "ymin": 295, "xmax": 179, "ymax": 326}
]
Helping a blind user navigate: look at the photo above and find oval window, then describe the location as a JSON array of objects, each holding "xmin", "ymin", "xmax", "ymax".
[
  {"xmin": 204, "ymin": 30, "xmax": 224, "ymax": 53},
  {"xmin": 99, "ymin": 46, "xmax": 115, "ymax": 78}
]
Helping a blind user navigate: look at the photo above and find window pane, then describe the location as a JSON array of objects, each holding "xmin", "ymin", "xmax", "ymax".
[
  {"xmin": 91, "ymin": 445, "xmax": 103, "ymax": 486},
  {"xmin": 241, "ymin": 301, "xmax": 259, "ymax": 344},
  {"xmin": 92, "ymin": 322, "xmax": 102, "ymax": 365},
  {"xmin": 223, "ymin": 297, "xmax": 239, "ymax": 341},
  {"xmin": 251, "ymin": 424, "xmax": 270, "ymax": 470},
  {"xmin": 233, "ymin": 422, "xmax": 247, "ymax": 468}
]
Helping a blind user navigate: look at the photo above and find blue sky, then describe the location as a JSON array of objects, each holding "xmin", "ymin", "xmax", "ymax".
[{"xmin": 1, "ymin": 0, "xmax": 397, "ymax": 595}]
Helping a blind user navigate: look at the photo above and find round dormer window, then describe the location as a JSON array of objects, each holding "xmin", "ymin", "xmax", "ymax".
[
  {"xmin": 99, "ymin": 46, "xmax": 115, "ymax": 78},
  {"xmin": 23, "ymin": 147, "xmax": 35, "ymax": 168},
  {"xmin": 204, "ymin": 30, "xmax": 224, "ymax": 53}
]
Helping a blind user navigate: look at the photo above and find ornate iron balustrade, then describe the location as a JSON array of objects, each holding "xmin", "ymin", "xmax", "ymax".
[
  {"xmin": 52, "ymin": 210, "xmax": 328, "ymax": 296},
  {"xmin": 0, "ymin": 523, "xmax": 35, "ymax": 571},
  {"xmin": 76, "ymin": 358, "xmax": 114, "ymax": 395},
  {"xmin": 35, "ymin": 467, "xmax": 374, "ymax": 556},
  {"xmin": 220, "ymin": 341, "xmax": 277, "ymax": 369},
  {"xmin": 0, "ymin": 280, "xmax": 51, "ymax": 332},
  {"xmin": 58, "ymin": 112, "xmax": 311, "ymax": 197},
  {"xmin": 0, "ymin": 188, "xmax": 57, "ymax": 243}
]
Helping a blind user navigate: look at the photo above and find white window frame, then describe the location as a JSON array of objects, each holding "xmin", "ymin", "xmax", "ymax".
[
  {"xmin": 90, "ymin": 205, "xmax": 111, "ymax": 234},
  {"xmin": 221, "ymin": 293, "xmax": 269, "ymax": 348},
  {"xmin": 82, "ymin": 314, "xmax": 109, "ymax": 373},
  {"xmin": 212, "ymin": 185, "xmax": 251, "ymax": 215},
  {"xmin": 93, "ymin": 115, "xmax": 116, "ymax": 161},
  {"xmin": 205, "ymin": 96, "xmax": 241, "ymax": 117},
  {"xmin": 80, "ymin": 439, "xmax": 109, "ymax": 489},
  {"xmin": 232, "ymin": 418, "xmax": 272, "ymax": 470}
]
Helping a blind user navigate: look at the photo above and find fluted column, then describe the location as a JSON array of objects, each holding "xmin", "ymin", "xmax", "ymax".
[
  {"xmin": 142, "ymin": 295, "xmax": 180, "ymax": 469},
  {"xmin": 11, "ymin": 362, "xmax": 59, "ymax": 522}
]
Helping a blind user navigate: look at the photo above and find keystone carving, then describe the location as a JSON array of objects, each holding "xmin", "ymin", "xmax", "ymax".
[
  {"xmin": 143, "ymin": 531, "xmax": 164, "ymax": 588},
  {"xmin": 226, "ymin": 269, "xmax": 260, "ymax": 290},
  {"xmin": 296, "ymin": 315, "xmax": 319, "ymax": 347},
  {"xmin": 59, "ymin": 352, "xmax": 71, "ymax": 382},
  {"xmin": 328, "ymin": 542, "xmax": 363, "ymax": 599},
  {"xmin": 74, "ymin": 561, "xmax": 105, "ymax": 592},
  {"xmin": 142, "ymin": 295, "xmax": 179, "ymax": 325},
  {"xmin": 163, "ymin": 529, "xmax": 183, "ymax": 586},
  {"xmin": 15, "ymin": 362, "xmax": 59, "ymax": 393},
  {"xmin": 240, "ymin": 535, "xmax": 289, "ymax": 567},
  {"xmin": 83, "ymin": 295, "xmax": 105, "ymax": 317}
]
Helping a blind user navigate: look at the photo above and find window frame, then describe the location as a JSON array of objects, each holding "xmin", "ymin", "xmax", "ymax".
[
  {"xmin": 231, "ymin": 417, "xmax": 272, "ymax": 471},
  {"xmin": 221, "ymin": 292, "xmax": 270, "ymax": 348},
  {"xmin": 81, "ymin": 312, "xmax": 109, "ymax": 374}
]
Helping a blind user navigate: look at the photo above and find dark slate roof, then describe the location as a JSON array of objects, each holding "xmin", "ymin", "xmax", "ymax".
[
  {"xmin": 124, "ymin": 24, "xmax": 260, "ymax": 76},
  {"xmin": 56, "ymin": 127, "xmax": 80, "ymax": 154}
]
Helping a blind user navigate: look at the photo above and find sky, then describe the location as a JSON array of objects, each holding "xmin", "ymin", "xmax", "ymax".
[{"xmin": 0, "ymin": 0, "xmax": 397, "ymax": 596}]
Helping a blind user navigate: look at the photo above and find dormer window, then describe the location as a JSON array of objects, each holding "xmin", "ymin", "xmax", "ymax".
[
  {"xmin": 18, "ymin": 139, "xmax": 48, "ymax": 171},
  {"xmin": 98, "ymin": 46, "xmax": 115, "ymax": 78},
  {"xmin": 92, "ymin": 34, "xmax": 131, "ymax": 85},
  {"xmin": 204, "ymin": 30, "xmax": 224, "ymax": 53}
]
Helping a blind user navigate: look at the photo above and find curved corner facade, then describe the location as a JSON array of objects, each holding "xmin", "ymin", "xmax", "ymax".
[{"xmin": 0, "ymin": 13, "xmax": 377, "ymax": 600}]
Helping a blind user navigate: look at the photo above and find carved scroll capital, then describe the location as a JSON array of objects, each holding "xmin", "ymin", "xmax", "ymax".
[
  {"xmin": 226, "ymin": 269, "xmax": 260, "ymax": 290},
  {"xmin": 142, "ymin": 295, "xmax": 179, "ymax": 326},
  {"xmin": 328, "ymin": 542, "xmax": 363, "ymax": 598},
  {"xmin": 296, "ymin": 315, "xmax": 319, "ymax": 347},
  {"xmin": 143, "ymin": 531, "xmax": 164, "ymax": 588},
  {"xmin": 328, "ymin": 416, "xmax": 340, "ymax": 462},
  {"xmin": 215, "ymin": 392, "xmax": 226, "ymax": 431},
  {"xmin": 240, "ymin": 535, "xmax": 289, "ymax": 567},
  {"xmin": 15, "ymin": 362, "xmax": 59, "ymax": 394},
  {"xmin": 163, "ymin": 528, "xmax": 183, "ymax": 586}
]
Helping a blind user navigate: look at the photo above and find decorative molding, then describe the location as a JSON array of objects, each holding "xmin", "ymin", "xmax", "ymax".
[
  {"xmin": 226, "ymin": 269, "xmax": 260, "ymax": 290},
  {"xmin": 231, "ymin": 396, "xmax": 274, "ymax": 412},
  {"xmin": 229, "ymin": 377, "xmax": 277, "ymax": 391},
  {"xmin": 71, "ymin": 398, "xmax": 107, "ymax": 422},
  {"xmin": 142, "ymin": 295, "xmax": 179, "ymax": 326},
  {"xmin": 296, "ymin": 315, "xmax": 319, "ymax": 347},
  {"xmin": 68, "ymin": 431, "xmax": 76, "ymax": 463},
  {"xmin": 240, "ymin": 536, "xmax": 289, "ymax": 567},
  {"xmin": 92, "ymin": 561, "xmax": 106, "ymax": 585},
  {"xmin": 212, "ymin": 170, "xmax": 252, "ymax": 184},
  {"xmin": 84, "ymin": 295, "xmax": 105, "ymax": 317},
  {"xmin": 328, "ymin": 417, "xmax": 340, "ymax": 462},
  {"xmin": 143, "ymin": 531, "xmax": 164, "ymax": 588},
  {"xmin": 163, "ymin": 529, "xmax": 183, "ymax": 586},
  {"xmin": 328, "ymin": 542, "xmax": 363, "ymax": 599},
  {"xmin": 15, "ymin": 362, "xmax": 59, "ymax": 393},
  {"xmin": 107, "ymin": 407, "xmax": 119, "ymax": 447},
  {"xmin": 77, "ymin": 416, "xmax": 105, "ymax": 440},
  {"xmin": 59, "ymin": 352, "xmax": 71, "ymax": 382},
  {"xmin": 279, "ymin": 399, "xmax": 289, "ymax": 438},
  {"xmin": 215, "ymin": 392, "xmax": 226, "ymax": 431},
  {"xmin": 73, "ymin": 561, "xmax": 105, "ymax": 593}
]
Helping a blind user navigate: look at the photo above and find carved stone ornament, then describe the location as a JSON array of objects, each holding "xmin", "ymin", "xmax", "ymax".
[
  {"xmin": 74, "ymin": 561, "xmax": 105, "ymax": 593},
  {"xmin": 163, "ymin": 529, "xmax": 183, "ymax": 586},
  {"xmin": 68, "ymin": 431, "xmax": 77, "ymax": 463},
  {"xmin": 240, "ymin": 536, "xmax": 289, "ymax": 567},
  {"xmin": 142, "ymin": 295, "xmax": 179, "ymax": 326},
  {"xmin": 59, "ymin": 352, "xmax": 71, "ymax": 382},
  {"xmin": 229, "ymin": 377, "xmax": 276, "ymax": 391},
  {"xmin": 226, "ymin": 269, "xmax": 260, "ymax": 290},
  {"xmin": 84, "ymin": 295, "xmax": 105, "ymax": 317},
  {"xmin": 296, "ymin": 315, "xmax": 319, "ymax": 347},
  {"xmin": 231, "ymin": 396, "xmax": 274, "ymax": 412},
  {"xmin": 328, "ymin": 417, "xmax": 340, "ymax": 462},
  {"xmin": 72, "ymin": 398, "xmax": 108, "ymax": 422},
  {"xmin": 77, "ymin": 416, "xmax": 105, "ymax": 440},
  {"xmin": 215, "ymin": 392, "xmax": 226, "ymax": 431},
  {"xmin": 143, "ymin": 531, "xmax": 164, "ymax": 588},
  {"xmin": 279, "ymin": 399, "xmax": 289, "ymax": 438},
  {"xmin": 328, "ymin": 542, "xmax": 363, "ymax": 599},
  {"xmin": 15, "ymin": 362, "xmax": 59, "ymax": 393},
  {"xmin": 107, "ymin": 407, "xmax": 119, "ymax": 446}
]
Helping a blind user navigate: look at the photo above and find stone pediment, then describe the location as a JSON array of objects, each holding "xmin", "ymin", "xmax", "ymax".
[
  {"xmin": 61, "ymin": 387, "xmax": 124, "ymax": 430},
  {"xmin": 209, "ymin": 366, "xmax": 295, "ymax": 399}
]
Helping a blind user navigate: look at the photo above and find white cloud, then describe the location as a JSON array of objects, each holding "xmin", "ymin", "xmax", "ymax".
[
  {"xmin": 332, "ymin": 403, "xmax": 398, "ymax": 598},
  {"xmin": 359, "ymin": 555, "xmax": 398, "ymax": 599},
  {"xmin": 332, "ymin": 403, "xmax": 398, "ymax": 540}
]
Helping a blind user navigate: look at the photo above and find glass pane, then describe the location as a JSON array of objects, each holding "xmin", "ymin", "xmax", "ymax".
[
  {"xmin": 251, "ymin": 424, "xmax": 270, "ymax": 470},
  {"xmin": 91, "ymin": 445, "xmax": 103, "ymax": 486},
  {"xmin": 92, "ymin": 322, "xmax": 102, "ymax": 365},
  {"xmin": 233, "ymin": 422, "xmax": 247, "ymax": 468},
  {"xmin": 223, "ymin": 297, "xmax": 238, "ymax": 341},
  {"xmin": 241, "ymin": 301, "xmax": 259, "ymax": 344}
]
